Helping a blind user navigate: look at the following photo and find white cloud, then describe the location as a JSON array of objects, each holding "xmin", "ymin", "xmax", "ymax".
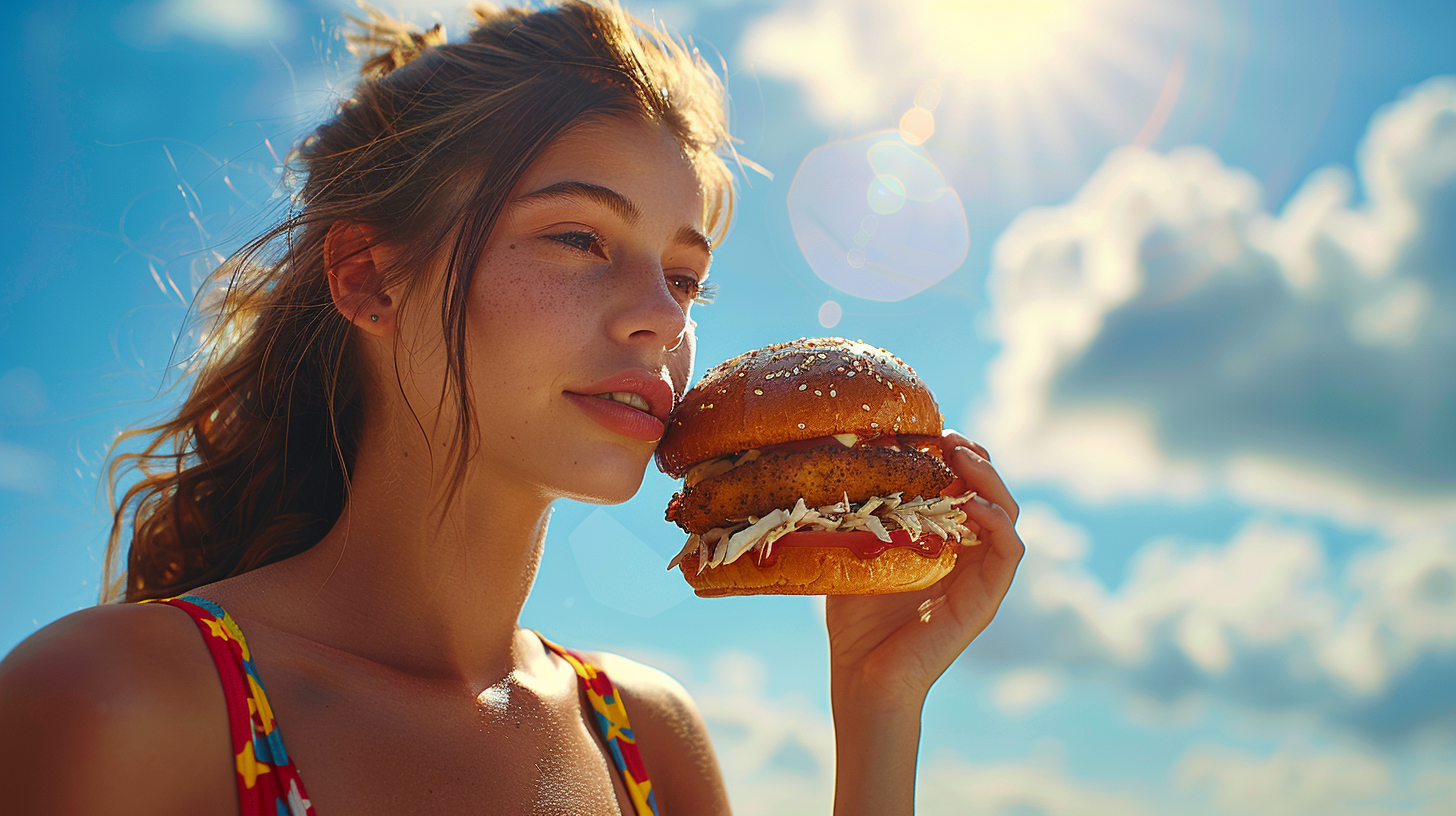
[
  {"xmin": 650, "ymin": 645, "xmax": 1456, "ymax": 815},
  {"xmin": 1176, "ymin": 742, "xmax": 1392, "ymax": 815},
  {"xmin": 992, "ymin": 667, "xmax": 1066, "ymax": 716},
  {"xmin": 973, "ymin": 76, "xmax": 1456, "ymax": 525},
  {"xmin": 1174, "ymin": 741, "xmax": 1456, "ymax": 816},
  {"xmin": 680, "ymin": 650, "xmax": 1160, "ymax": 815},
  {"xmin": 917, "ymin": 754, "xmax": 1156, "ymax": 816},
  {"xmin": 972, "ymin": 504, "xmax": 1456, "ymax": 742}
]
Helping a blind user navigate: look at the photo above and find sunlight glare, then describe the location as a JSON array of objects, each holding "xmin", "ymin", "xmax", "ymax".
[{"xmin": 920, "ymin": 0, "xmax": 1090, "ymax": 78}]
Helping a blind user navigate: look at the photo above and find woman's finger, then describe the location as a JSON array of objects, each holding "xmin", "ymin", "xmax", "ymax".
[
  {"xmin": 959, "ymin": 495, "xmax": 1024, "ymax": 602},
  {"xmin": 942, "ymin": 429, "xmax": 990, "ymax": 462},
  {"xmin": 945, "ymin": 445, "xmax": 1020, "ymax": 524}
]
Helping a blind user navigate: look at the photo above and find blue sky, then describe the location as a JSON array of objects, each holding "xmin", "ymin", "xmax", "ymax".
[{"xmin": 3, "ymin": 0, "xmax": 1456, "ymax": 813}]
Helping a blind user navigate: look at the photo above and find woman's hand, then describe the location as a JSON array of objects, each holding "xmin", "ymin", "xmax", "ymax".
[{"xmin": 825, "ymin": 429, "xmax": 1024, "ymax": 707}]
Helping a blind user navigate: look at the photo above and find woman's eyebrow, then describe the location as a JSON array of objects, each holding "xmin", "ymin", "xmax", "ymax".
[
  {"xmin": 512, "ymin": 180, "xmax": 713, "ymax": 255},
  {"xmin": 512, "ymin": 180, "xmax": 640, "ymax": 223}
]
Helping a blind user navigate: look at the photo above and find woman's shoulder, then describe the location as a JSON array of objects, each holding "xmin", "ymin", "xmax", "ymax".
[
  {"xmin": 581, "ymin": 649, "xmax": 733, "ymax": 816},
  {"xmin": 0, "ymin": 602, "xmax": 237, "ymax": 816}
]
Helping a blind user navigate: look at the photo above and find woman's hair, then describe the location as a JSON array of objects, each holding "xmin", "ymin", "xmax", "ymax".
[{"xmin": 101, "ymin": 0, "xmax": 736, "ymax": 603}]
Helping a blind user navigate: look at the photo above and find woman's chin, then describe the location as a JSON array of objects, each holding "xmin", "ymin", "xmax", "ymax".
[
  {"xmin": 543, "ymin": 447, "xmax": 651, "ymax": 505},
  {"xmin": 555, "ymin": 469, "xmax": 646, "ymax": 505}
]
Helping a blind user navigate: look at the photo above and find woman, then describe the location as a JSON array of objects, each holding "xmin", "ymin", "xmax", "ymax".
[{"xmin": 0, "ymin": 3, "xmax": 1023, "ymax": 814}]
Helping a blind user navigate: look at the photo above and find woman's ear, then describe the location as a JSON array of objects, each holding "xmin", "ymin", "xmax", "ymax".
[{"xmin": 325, "ymin": 221, "xmax": 396, "ymax": 336}]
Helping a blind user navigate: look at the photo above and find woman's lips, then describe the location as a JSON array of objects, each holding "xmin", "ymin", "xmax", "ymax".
[{"xmin": 564, "ymin": 391, "xmax": 667, "ymax": 442}]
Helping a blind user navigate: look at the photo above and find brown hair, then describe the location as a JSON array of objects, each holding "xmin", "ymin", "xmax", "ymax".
[{"xmin": 101, "ymin": 1, "xmax": 737, "ymax": 603}]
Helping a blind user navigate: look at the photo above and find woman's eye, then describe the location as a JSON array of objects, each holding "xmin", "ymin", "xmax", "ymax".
[
  {"xmin": 547, "ymin": 230, "xmax": 607, "ymax": 259},
  {"xmin": 672, "ymin": 276, "xmax": 718, "ymax": 305}
]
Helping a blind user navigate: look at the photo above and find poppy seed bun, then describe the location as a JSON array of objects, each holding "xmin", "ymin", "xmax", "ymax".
[
  {"xmin": 677, "ymin": 541, "xmax": 959, "ymax": 597},
  {"xmin": 656, "ymin": 337, "xmax": 943, "ymax": 478}
]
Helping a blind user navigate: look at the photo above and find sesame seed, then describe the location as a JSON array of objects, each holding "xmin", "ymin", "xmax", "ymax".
[
  {"xmin": 798, "ymin": 422, "xmax": 806, "ymax": 429},
  {"xmin": 847, "ymin": 371, "xmax": 856, "ymax": 377},
  {"xmin": 798, "ymin": 384, "xmax": 807, "ymax": 391},
  {"xmin": 861, "ymin": 403, "xmax": 870, "ymax": 411},
  {"xmin": 814, "ymin": 390, "xmax": 822, "ymax": 396},
  {"xmin": 871, "ymin": 422, "xmax": 879, "ymax": 428},
  {"xmin": 754, "ymin": 389, "xmax": 763, "ymax": 395},
  {"xmin": 830, "ymin": 389, "xmax": 837, "ymax": 397}
]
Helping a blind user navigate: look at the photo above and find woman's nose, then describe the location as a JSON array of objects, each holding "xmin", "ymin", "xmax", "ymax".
[{"xmin": 608, "ymin": 260, "xmax": 689, "ymax": 350}]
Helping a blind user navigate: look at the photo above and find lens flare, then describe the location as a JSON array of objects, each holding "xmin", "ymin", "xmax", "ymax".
[
  {"xmin": 818, "ymin": 300, "xmax": 843, "ymax": 328},
  {"xmin": 789, "ymin": 132, "xmax": 970, "ymax": 302}
]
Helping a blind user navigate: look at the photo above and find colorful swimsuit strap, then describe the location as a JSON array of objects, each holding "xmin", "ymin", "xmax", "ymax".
[
  {"xmin": 536, "ymin": 633, "xmax": 661, "ymax": 816},
  {"xmin": 142, "ymin": 595, "xmax": 316, "ymax": 816}
]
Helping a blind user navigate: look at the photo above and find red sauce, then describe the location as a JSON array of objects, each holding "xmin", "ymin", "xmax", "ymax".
[{"xmin": 755, "ymin": 528, "xmax": 948, "ymax": 567}]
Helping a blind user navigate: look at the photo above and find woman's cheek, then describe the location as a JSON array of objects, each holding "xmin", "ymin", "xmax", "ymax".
[{"xmin": 668, "ymin": 319, "xmax": 696, "ymax": 397}]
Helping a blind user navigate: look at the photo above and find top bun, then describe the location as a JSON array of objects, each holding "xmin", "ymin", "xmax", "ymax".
[{"xmin": 657, "ymin": 337, "xmax": 943, "ymax": 478}]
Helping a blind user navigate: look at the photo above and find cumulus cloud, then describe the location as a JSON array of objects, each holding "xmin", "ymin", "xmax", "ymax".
[
  {"xmin": 974, "ymin": 76, "xmax": 1456, "ymax": 523},
  {"xmin": 1176, "ymin": 742, "xmax": 1391, "ymax": 815},
  {"xmin": 1175, "ymin": 741, "xmax": 1456, "ymax": 816},
  {"xmin": 972, "ymin": 504, "xmax": 1456, "ymax": 743},
  {"xmin": 674, "ymin": 648, "xmax": 1456, "ymax": 815},
  {"xmin": 681, "ymin": 650, "xmax": 1158, "ymax": 816}
]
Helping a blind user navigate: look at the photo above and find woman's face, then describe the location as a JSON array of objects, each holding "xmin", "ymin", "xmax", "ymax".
[{"xmin": 396, "ymin": 116, "xmax": 712, "ymax": 505}]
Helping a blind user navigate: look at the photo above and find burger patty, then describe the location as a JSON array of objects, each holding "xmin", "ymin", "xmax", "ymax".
[{"xmin": 666, "ymin": 444, "xmax": 954, "ymax": 534}]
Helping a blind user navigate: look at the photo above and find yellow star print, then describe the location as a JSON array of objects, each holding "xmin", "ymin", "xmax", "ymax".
[
  {"xmin": 235, "ymin": 741, "xmax": 271, "ymax": 789},
  {"xmin": 203, "ymin": 617, "xmax": 231, "ymax": 643}
]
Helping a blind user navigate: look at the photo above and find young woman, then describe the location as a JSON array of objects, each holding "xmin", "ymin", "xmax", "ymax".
[{"xmin": 0, "ymin": 3, "xmax": 1023, "ymax": 814}]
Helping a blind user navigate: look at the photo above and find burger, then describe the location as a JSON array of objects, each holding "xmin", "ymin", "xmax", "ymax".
[{"xmin": 658, "ymin": 337, "xmax": 978, "ymax": 597}]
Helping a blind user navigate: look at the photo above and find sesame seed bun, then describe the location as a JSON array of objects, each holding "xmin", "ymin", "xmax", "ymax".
[
  {"xmin": 656, "ymin": 337, "xmax": 943, "ymax": 478},
  {"xmin": 657, "ymin": 338, "xmax": 965, "ymax": 597}
]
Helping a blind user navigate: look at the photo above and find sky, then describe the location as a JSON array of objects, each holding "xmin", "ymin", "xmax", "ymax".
[{"xmin": 3, "ymin": 0, "xmax": 1455, "ymax": 813}]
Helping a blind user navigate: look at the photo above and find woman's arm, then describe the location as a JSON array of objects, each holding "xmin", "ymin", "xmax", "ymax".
[
  {"xmin": 0, "ymin": 604, "xmax": 237, "ymax": 816},
  {"xmin": 825, "ymin": 431, "xmax": 1025, "ymax": 816}
]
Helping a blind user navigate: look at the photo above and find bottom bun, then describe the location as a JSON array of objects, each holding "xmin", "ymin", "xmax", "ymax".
[{"xmin": 678, "ymin": 535, "xmax": 961, "ymax": 597}]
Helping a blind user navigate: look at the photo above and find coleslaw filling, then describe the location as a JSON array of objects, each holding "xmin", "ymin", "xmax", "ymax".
[{"xmin": 667, "ymin": 491, "xmax": 978, "ymax": 574}]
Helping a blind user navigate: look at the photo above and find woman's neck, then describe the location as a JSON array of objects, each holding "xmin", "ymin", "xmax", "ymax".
[{"xmin": 201, "ymin": 424, "xmax": 558, "ymax": 689}]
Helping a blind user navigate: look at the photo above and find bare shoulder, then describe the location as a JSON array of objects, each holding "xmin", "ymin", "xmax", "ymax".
[
  {"xmin": 587, "ymin": 650, "xmax": 732, "ymax": 816},
  {"xmin": 0, "ymin": 603, "xmax": 237, "ymax": 816}
]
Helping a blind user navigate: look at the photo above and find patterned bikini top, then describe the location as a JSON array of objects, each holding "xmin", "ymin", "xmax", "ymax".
[{"xmin": 145, "ymin": 595, "xmax": 659, "ymax": 816}]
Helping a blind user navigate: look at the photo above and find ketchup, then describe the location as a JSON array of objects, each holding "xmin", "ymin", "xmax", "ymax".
[{"xmin": 755, "ymin": 528, "xmax": 948, "ymax": 567}]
